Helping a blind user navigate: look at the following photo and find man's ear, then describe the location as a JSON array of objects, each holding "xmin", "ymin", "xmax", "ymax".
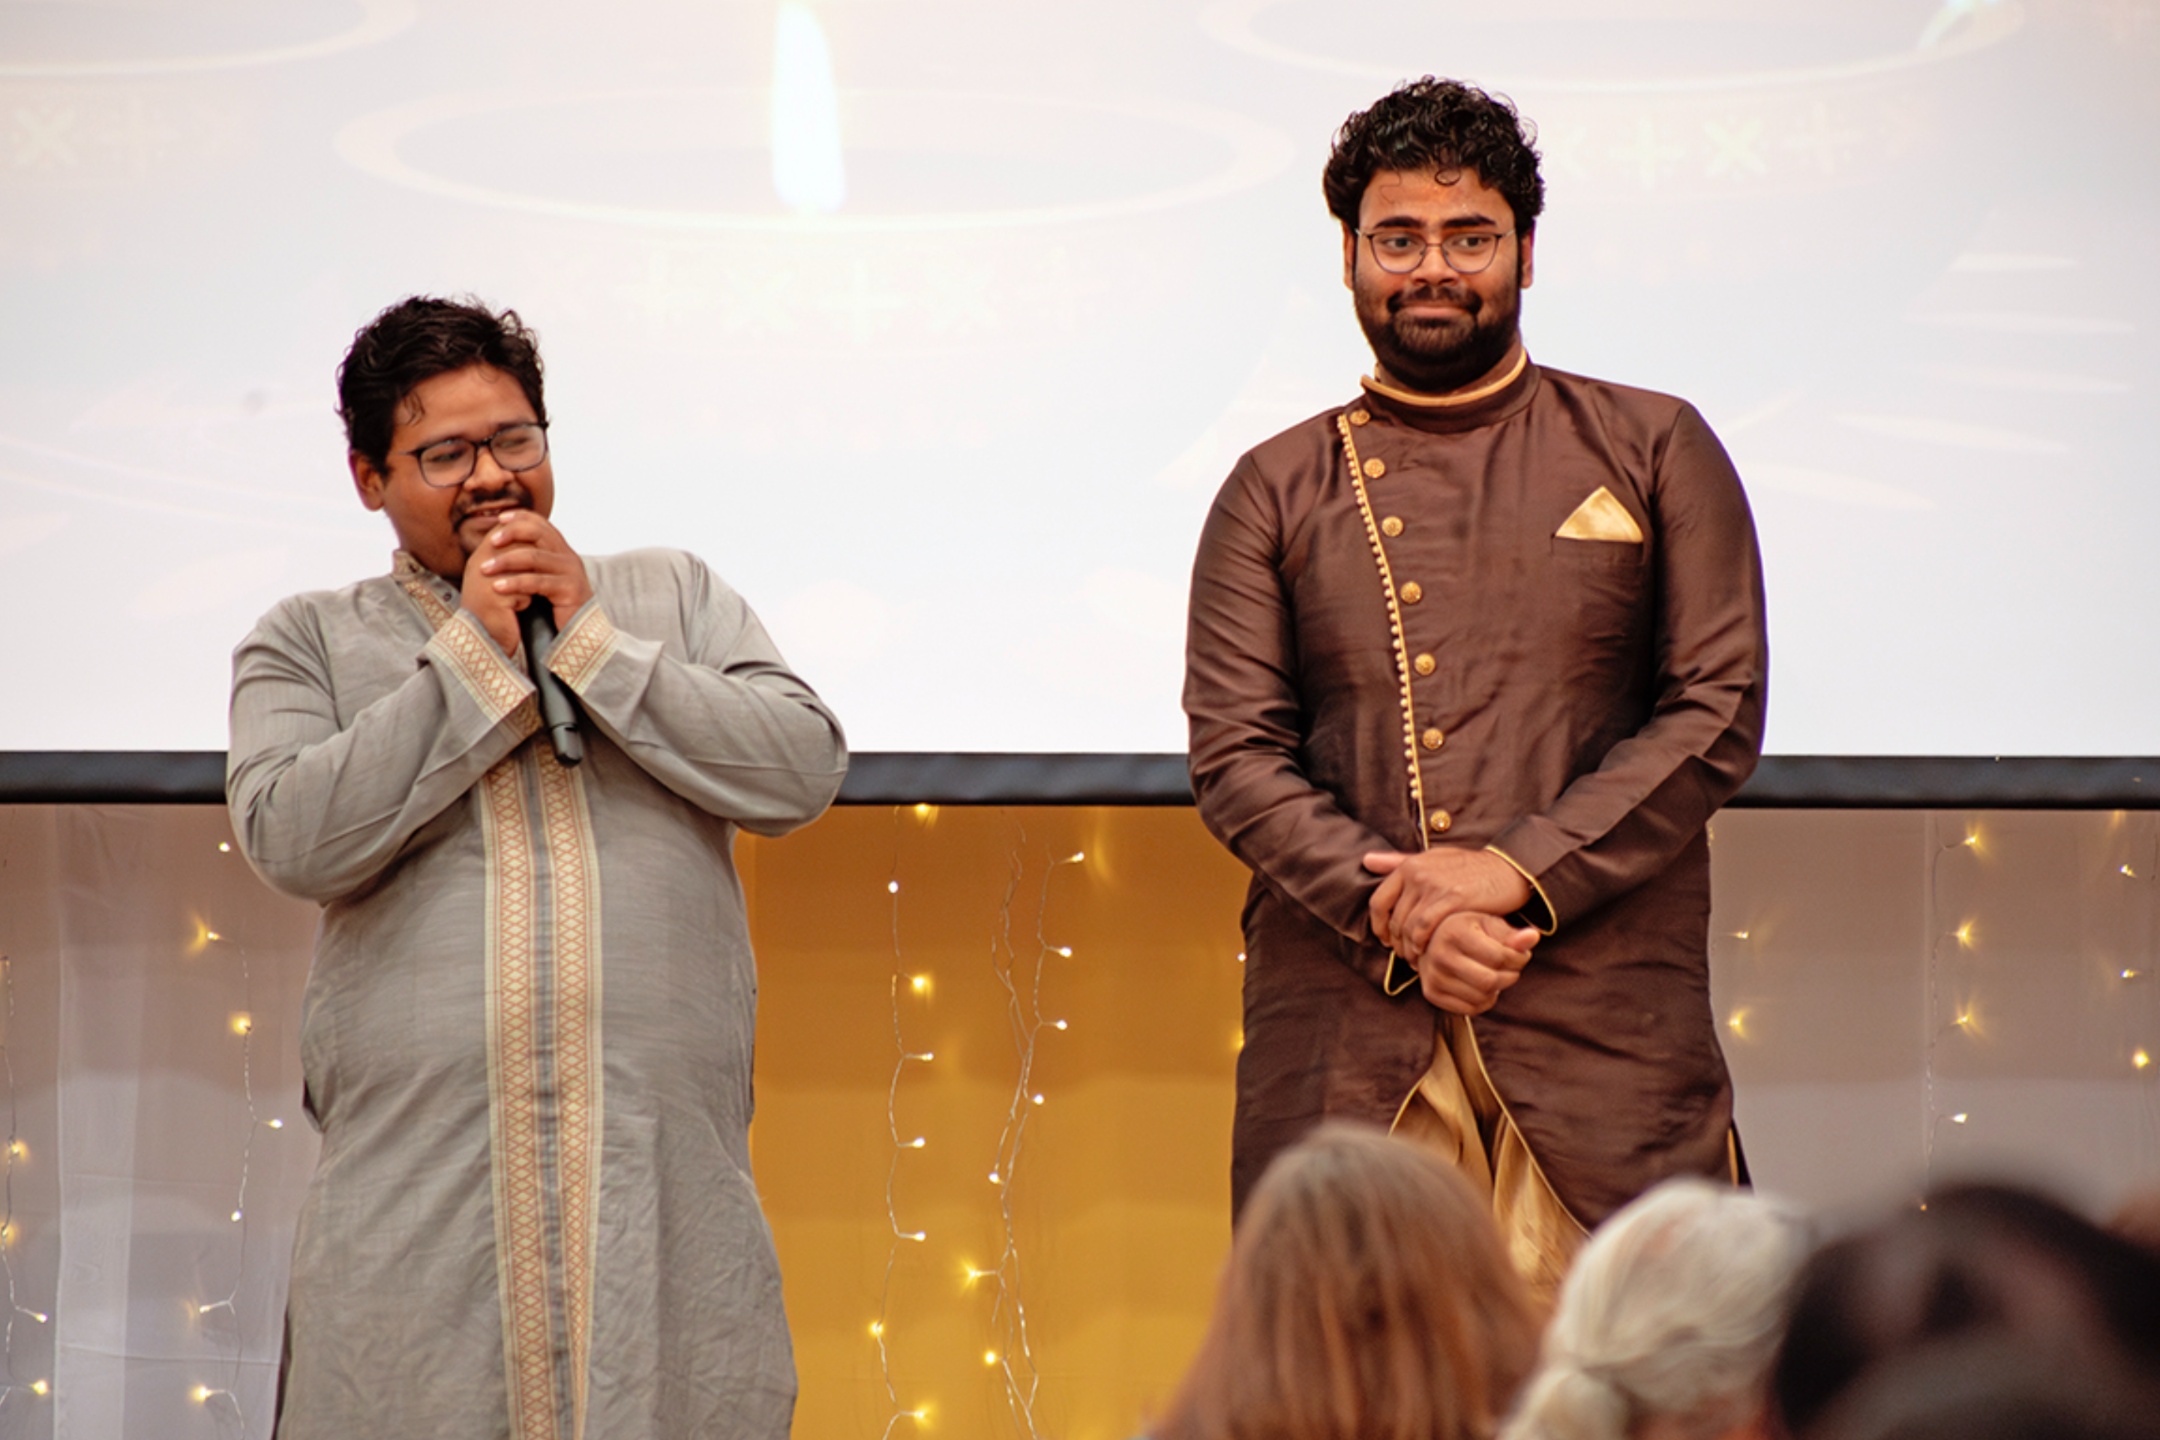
[
  {"xmin": 1519, "ymin": 227, "xmax": 1536, "ymax": 289},
  {"xmin": 351, "ymin": 452, "xmax": 387, "ymax": 512},
  {"xmin": 1342, "ymin": 224, "xmax": 1359, "ymax": 291}
]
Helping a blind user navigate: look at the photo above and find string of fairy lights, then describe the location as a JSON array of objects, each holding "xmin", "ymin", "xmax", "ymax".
[
  {"xmin": 187, "ymin": 836, "xmax": 290, "ymax": 1432},
  {"xmin": 872, "ymin": 804, "xmax": 1081, "ymax": 1438},
  {"xmin": 0, "ymin": 955, "xmax": 53, "ymax": 1418}
]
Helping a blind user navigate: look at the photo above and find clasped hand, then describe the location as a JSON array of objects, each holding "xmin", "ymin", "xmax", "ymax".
[
  {"xmin": 461, "ymin": 510, "xmax": 595, "ymax": 656},
  {"xmin": 1363, "ymin": 847, "xmax": 1540, "ymax": 1016}
]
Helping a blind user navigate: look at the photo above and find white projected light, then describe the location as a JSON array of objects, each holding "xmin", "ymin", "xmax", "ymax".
[
  {"xmin": 0, "ymin": 0, "xmax": 2153, "ymax": 757},
  {"xmin": 770, "ymin": 3, "xmax": 845, "ymax": 214}
]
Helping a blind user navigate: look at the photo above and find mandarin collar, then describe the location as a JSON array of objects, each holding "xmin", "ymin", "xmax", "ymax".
[
  {"xmin": 392, "ymin": 549, "xmax": 458, "ymax": 596},
  {"xmin": 1356, "ymin": 353, "xmax": 1540, "ymax": 435}
]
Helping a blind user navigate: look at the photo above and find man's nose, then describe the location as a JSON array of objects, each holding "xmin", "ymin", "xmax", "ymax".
[
  {"xmin": 466, "ymin": 444, "xmax": 513, "ymax": 488},
  {"xmin": 1410, "ymin": 241, "xmax": 1456, "ymax": 280}
]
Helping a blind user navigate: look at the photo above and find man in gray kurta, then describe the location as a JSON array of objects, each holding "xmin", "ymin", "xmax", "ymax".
[{"xmin": 228, "ymin": 297, "xmax": 845, "ymax": 1438}]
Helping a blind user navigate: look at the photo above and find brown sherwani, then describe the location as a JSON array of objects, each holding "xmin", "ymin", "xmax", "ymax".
[{"xmin": 1185, "ymin": 358, "xmax": 1767, "ymax": 1225}]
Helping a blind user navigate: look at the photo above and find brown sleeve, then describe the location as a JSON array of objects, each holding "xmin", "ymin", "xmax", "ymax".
[
  {"xmin": 1184, "ymin": 455, "xmax": 1397, "ymax": 942},
  {"xmin": 1487, "ymin": 404, "xmax": 1768, "ymax": 926}
]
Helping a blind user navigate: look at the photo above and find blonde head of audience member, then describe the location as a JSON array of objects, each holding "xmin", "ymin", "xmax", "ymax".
[
  {"xmin": 1154, "ymin": 1122, "xmax": 1538, "ymax": 1440},
  {"xmin": 1500, "ymin": 1179, "xmax": 1808, "ymax": 1440}
]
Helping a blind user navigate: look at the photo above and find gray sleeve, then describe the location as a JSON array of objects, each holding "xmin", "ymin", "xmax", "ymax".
[
  {"xmin": 226, "ymin": 597, "xmax": 539, "ymax": 902},
  {"xmin": 546, "ymin": 554, "xmax": 847, "ymax": 835}
]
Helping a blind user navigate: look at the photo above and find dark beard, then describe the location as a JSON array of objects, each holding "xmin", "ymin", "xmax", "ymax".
[{"xmin": 1359, "ymin": 283, "xmax": 1520, "ymax": 395}]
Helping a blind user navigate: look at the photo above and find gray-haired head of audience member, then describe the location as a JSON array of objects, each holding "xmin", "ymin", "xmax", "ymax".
[
  {"xmin": 1500, "ymin": 1178, "xmax": 1810, "ymax": 1440},
  {"xmin": 1771, "ymin": 1182, "xmax": 2160, "ymax": 1439}
]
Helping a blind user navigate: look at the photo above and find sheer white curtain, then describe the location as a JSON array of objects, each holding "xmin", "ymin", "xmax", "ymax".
[{"xmin": 0, "ymin": 805, "xmax": 316, "ymax": 1440}]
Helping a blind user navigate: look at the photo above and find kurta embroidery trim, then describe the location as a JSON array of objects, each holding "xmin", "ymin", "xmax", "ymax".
[
  {"xmin": 550, "ymin": 606, "xmax": 620, "ymax": 693},
  {"xmin": 397, "ymin": 570, "xmax": 604, "ymax": 1440},
  {"xmin": 428, "ymin": 610, "xmax": 538, "ymax": 721},
  {"xmin": 1338, "ymin": 412, "xmax": 1429, "ymax": 1001}
]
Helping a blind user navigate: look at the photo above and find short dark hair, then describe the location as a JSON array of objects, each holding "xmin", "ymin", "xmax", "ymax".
[
  {"xmin": 337, "ymin": 296, "xmax": 547, "ymax": 471},
  {"xmin": 1323, "ymin": 77, "xmax": 1545, "ymax": 236}
]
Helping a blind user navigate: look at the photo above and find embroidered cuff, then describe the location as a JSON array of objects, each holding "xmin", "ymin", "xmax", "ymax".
[
  {"xmin": 549, "ymin": 601, "xmax": 620, "ymax": 695},
  {"xmin": 424, "ymin": 608, "xmax": 535, "ymax": 725},
  {"xmin": 1485, "ymin": 845, "xmax": 1559, "ymax": 935}
]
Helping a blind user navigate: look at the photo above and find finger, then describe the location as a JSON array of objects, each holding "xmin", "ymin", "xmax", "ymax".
[
  {"xmin": 1361, "ymin": 851, "xmax": 1407, "ymax": 875},
  {"xmin": 1368, "ymin": 872, "xmax": 1404, "ymax": 948}
]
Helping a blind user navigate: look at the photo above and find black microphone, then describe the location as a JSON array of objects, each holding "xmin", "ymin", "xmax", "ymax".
[{"xmin": 519, "ymin": 601, "xmax": 585, "ymax": 767}]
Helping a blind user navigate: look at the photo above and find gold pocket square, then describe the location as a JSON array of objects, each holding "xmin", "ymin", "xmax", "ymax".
[{"xmin": 1555, "ymin": 486, "xmax": 1644, "ymax": 544}]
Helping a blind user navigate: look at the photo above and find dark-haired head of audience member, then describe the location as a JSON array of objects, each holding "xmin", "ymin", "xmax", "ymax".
[
  {"xmin": 1151, "ymin": 1123, "xmax": 1539, "ymax": 1440},
  {"xmin": 1771, "ymin": 1182, "xmax": 2160, "ymax": 1439},
  {"xmin": 1804, "ymin": 1337, "xmax": 2160, "ymax": 1440},
  {"xmin": 1502, "ymin": 1178, "xmax": 1810, "ymax": 1440}
]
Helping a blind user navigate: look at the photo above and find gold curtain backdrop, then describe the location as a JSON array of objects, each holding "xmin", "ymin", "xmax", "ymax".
[{"xmin": 0, "ymin": 802, "xmax": 2154, "ymax": 1439}]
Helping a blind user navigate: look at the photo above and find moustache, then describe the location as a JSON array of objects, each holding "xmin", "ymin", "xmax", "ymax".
[
  {"xmin": 452, "ymin": 484, "xmax": 534, "ymax": 527},
  {"xmin": 1390, "ymin": 285, "xmax": 1481, "ymax": 316}
]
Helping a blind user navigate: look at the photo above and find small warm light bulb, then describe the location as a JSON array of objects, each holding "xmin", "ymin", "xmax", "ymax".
[
  {"xmin": 1953, "ymin": 921, "xmax": 1976, "ymax": 948},
  {"xmin": 906, "ymin": 1229, "xmax": 927, "ymax": 1242},
  {"xmin": 2124, "ymin": 970, "xmax": 2142, "ymax": 981},
  {"xmin": 913, "ymin": 803, "xmax": 935, "ymax": 819},
  {"xmin": 988, "ymin": 1170, "xmax": 1002, "ymax": 1185},
  {"xmin": 909, "ymin": 974, "xmax": 930, "ymax": 995},
  {"xmin": 2123, "ymin": 865, "xmax": 2139, "ymax": 878},
  {"xmin": 1068, "ymin": 851, "xmax": 1086, "ymax": 864},
  {"xmin": 29, "ymin": 1380, "xmax": 47, "ymax": 1396},
  {"xmin": 1955, "ymin": 1012, "xmax": 1975, "ymax": 1029},
  {"xmin": 217, "ymin": 842, "xmax": 231, "ymax": 853},
  {"xmin": 267, "ymin": 1118, "xmax": 285, "ymax": 1130},
  {"xmin": 8, "ymin": 1140, "xmax": 25, "ymax": 1158},
  {"xmin": 1951, "ymin": 1112, "xmax": 1969, "ymax": 1124},
  {"xmin": 230, "ymin": 1209, "xmax": 243, "ymax": 1222},
  {"xmin": 27, "ymin": 1310, "xmax": 47, "ymax": 1324},
  {"xmin": 907, "ymin": 1137, "xmax": 926, "ymax": 1149},
  {"xmin": 887, "ymin": 880, "xmax": 900, "ymax": 894},
  {"xmin": 229, "ymin": 1013, "xmax": 253, "ymax": 1036},
  {"xmin": 1726, "ymin": 1009, "xmax": 1750, "ymax": 1038},
  {"xmin": 1730, "ymin": 929, "xmax": 1751, "ymax": 941},
  {"xmin": 906, "ymin": 1408, "xmax": 929, "ymax": 1425},
  {"xmin": 1961, "ymin": 828, "xmax": 1981, "ymax": 849},
  {"xmin": 1236, "ymin": 951, "xmax": 1246, "ymax": 963},
  {"xmin": 1030, "ymin": 1093, "xmax": 1044, "ymax": 1105},
  {"xmin": 868, "ymin": 1320, "xmax": 884, "ymax": 1338},
  {"xmin": 962, "ymin": 1265, "xmax": 988, "ymax": 1284},
  {"xmin": 1, "ymin": 1223, "xmax": 14, "ymax": 1245},
  {"xmin": 1053, "ymin": 1019, "xmax": 1068, "ymax": 1031},
  {"xmin": 917, "ymin": 1051, "xmax": 935, "ymax": 1063},
  {"xmin": 2136, "ymin": 1050, "xmax": 2152, "ymax": 1071},
  {"xmin": 1056, "ymin": 946, "xmax": 1073, "ymax": 958},
  {"xmin": 206, "ymin": 931, "xmax": 221, "ymax": 942},
  {"xmin": 982, "ymin": 1350, "xmax": 999, "ymax": 1366},
  {"xmin": 192, "ymin": 1385, "xmax": 214, "ymax": 1404}
]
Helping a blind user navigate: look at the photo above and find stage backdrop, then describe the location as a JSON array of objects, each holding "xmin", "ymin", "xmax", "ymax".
[
  {"xmin": 0, "ymin": 802, "xmax": 2154, "ymax": 1439},
  {"xmin": 2, "ymin": 0, "xmax": 2158, "ymax": 759}
]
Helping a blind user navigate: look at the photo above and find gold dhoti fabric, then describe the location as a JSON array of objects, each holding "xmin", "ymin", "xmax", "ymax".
[{"xmin": 1391, "ymin": 1013, "xmax": 1587, "ymax": 1296}]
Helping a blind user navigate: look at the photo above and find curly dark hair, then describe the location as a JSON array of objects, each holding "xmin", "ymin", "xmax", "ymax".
[
  {"xmin": 1323, "ymin": 78, "xmax": 1545, "ymax": 236},
  {"xmin": 337, "ymin": 296, "xmax": 547, "ymax": 471}
]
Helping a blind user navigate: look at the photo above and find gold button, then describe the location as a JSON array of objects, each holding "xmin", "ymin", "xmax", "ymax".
[
  {"xmin": 1380, "ymin": 516, "xmax": 1404, "ymax": 537},
  {"xmin": 1349, "ymin": 409, "xmax": 1371, "ymax": 426},
  {"xmin": 1362, "ymin": 457, "xmax": 1386, "ymax": 479},
  {"xmin": 1413, "ymin": 653, "xmax": 1436, "ymax": 676},
  {"xmin": 1429, "ymin": 810, "xmax": 1453, "ymax": 834},
  {"xmin": 1399, "ymin": 581, "xmax": 1423, "ymax": 604},
  {"xmin": 1422, "ymin": 728, "xmax": 1445, "ymax": 750}
]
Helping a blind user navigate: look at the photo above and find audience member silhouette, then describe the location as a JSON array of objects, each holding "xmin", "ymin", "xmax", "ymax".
[
  {"xmin": 1150, "ymin": 1123, "xmax": 1539, "ymax": 1440},
  {"xmin": 1501, "ymin": 1178, "xmax": 1809, "ymax": 1440}
]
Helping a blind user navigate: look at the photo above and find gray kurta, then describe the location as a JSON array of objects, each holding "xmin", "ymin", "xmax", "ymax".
[{"xmin": 228, "ymin": 547, "xmax": 846, "ymax": 1440}]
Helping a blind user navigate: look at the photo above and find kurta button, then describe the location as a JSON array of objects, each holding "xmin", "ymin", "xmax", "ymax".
[
  {"xmin": 1349, "ymin": 409, "xmax": 1371, "ymax": 425},
  {"xmin": 1413, "ymin": 653, "xmax": 1436, "ymax": 676},
  {"xmin": 1399, "ymin": 581, "xmax": 1423, "ymax": 604},
  {"xmin": 1422, "ymin": 728, "xmax": 1445, "ymax": 750},
  {"xmin": 1381, "ymin": 516, "xmax": 1404, "ymax": 537},
  {"xmin": 1362, "ymin": 457, "xmax": 1386, "ymax": 479},
  {"xmin": 1429, "ymin": 810, "xmax": 1453, "ymax": 834}
]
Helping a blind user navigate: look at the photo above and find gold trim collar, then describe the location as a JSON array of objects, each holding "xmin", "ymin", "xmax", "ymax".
[{"xmin": 1362, "ymin": 347, "xmax": 1530, "ymax": 409}]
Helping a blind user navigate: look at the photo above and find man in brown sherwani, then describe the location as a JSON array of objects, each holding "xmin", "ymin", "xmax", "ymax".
[{"xmin": 1184, "ymin": 79, "xmax": 1767, "ymax": 1283}]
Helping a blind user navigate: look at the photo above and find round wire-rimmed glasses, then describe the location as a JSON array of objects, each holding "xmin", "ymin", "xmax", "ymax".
[{"xmin": 1361, "ymin": 228, "xmax": 1512, "ymax": 276}]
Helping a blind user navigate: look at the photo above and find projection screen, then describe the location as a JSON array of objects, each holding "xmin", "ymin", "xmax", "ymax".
[{"xmin": 1, "ymin": 0, "xmax": 2154, "ymax": 757}]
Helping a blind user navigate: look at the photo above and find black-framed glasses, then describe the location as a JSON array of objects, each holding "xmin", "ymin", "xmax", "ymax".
[
  {"xmin": 402, "ymin": 422, "xmax": 550, "ymax": 488},
  {"xmin": 1360, "ymin": 228, "xmax": 1512, "ymax": 276}
]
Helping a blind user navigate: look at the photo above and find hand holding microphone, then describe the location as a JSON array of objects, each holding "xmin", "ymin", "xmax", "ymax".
[{"xmin": 464, "ymin": 509, "xmax": 593, "ymax": 766}]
